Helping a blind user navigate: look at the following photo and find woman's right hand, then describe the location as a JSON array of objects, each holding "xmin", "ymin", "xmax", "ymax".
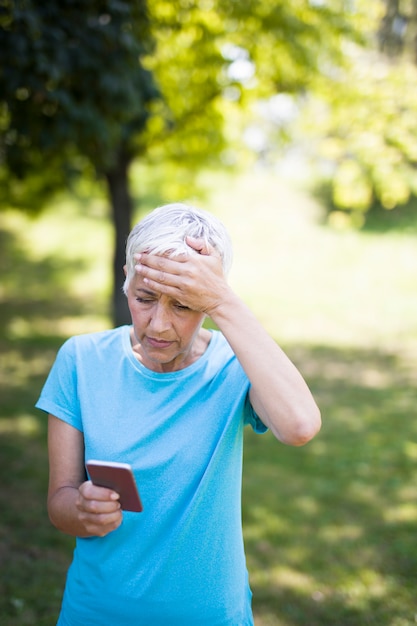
[{"xmin": 76, "ymin": 481, "xmax": 123, "ymax": 537}]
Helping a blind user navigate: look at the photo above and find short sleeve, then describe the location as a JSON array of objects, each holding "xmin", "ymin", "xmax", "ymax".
[
  {"xmin": 35, "ymin": 337, "xmax": 83, "ymax": 431},
  {"xmin": 243, "ymin": 393, "xmax": 268, "ymax": 434}
]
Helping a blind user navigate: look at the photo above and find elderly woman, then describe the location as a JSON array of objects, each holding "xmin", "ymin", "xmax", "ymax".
[{"xmin": 36, "ymin": 203, "xmax": 321, "ymax": 626}]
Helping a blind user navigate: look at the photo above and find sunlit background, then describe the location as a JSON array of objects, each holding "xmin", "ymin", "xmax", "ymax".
[{"xmin": 1, "ymin": 1, "xmax": 417, "ymax": 624}]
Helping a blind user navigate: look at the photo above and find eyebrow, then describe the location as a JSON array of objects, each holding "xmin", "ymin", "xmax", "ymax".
[{"xmin": 135, "ymin": 287, "xmax": 157, "ymax": 297}]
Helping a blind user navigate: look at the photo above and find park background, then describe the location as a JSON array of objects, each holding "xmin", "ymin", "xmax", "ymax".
[{"xmin": 1, "ymin": 2, "xmax": 417, "ymax": 625}]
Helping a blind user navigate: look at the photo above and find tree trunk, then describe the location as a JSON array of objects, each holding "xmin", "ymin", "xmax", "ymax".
[
  {"xmin": 105, "ymin": 150, "xmax": 134, "ymax": 328},
  {"xmin": 378, "ymin": 0, "xmax": 403, "ymax": 56}
]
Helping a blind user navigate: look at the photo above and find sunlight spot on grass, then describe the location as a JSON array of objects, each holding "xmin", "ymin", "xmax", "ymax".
[
  {"xmin": 271, "ymin": 566, "xmax": 315, "ymax": 593},
  {"xmin": 361, "ymin": 367, "xmax": 392, "ymax": 388},
  {"xmin": 340, "ymin": 569, "xmax": 391, "ymax": 606},
  {"xmin": 319, "ymin": 523, "xmax": 363, "ymax": 542},
  {"xmin": 8, "ymin": 315, "xmax": 109, "ymax": 340},
  {"xmin": 244, "ymin": 506, "xmax": 290, "ymax": 540},
  {"xmin": 302, "ymin": 357, "xmax": 394, "ymax": 389},
  {"xmin": 8, "ymin": 317, "xmax": 34, "ymax": 338},
  {"xmin": 49, "ymin": 316, "xmax": 109, "ymax": 336},
  {"xmin": 0, "ymin": 348, "xmax": 57, "ymax": 388},
  {"xmin": 0, "ymin": 414, "xmax": 41, "ymax": 435},
  {"xmin": 403, "ymin": 441, "xmax": 417, "ymax": 460},
  {"xmin": 384, "ymin": 503, "xmax": 417, "ymax": 523},
  {"xmin": 293, "ymin": 495, "xmax": 320, "ymax": 515},
  {"xmin": 252, "ymin": 613, "xmax": 287, "ymax": 626},
  {"xmin": 250, "ymin": 563, "xmax": 331, "ymax": 611},
  {"xmin": 396, "ymin": 484, "xmax": 417, "ymax": 501}
]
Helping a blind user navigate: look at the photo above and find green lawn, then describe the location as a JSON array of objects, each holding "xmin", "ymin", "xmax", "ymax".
[{"xmin": 1, "ymin": 170, "xmax": 417, "ymax": 625}]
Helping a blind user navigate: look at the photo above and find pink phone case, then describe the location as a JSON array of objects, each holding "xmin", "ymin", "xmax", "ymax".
[{"xmin": 86, "ymin": 460, "xmax": 143, "ymax": 512}]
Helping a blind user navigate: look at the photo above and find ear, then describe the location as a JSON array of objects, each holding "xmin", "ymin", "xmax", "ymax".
[{"xmin": 123, "ymin": 265, "xmax": 127, "ymax": 276}]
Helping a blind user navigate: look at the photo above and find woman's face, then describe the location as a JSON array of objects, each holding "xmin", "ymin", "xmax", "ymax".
[{"xmin": 126, "ymin": 272, "xmax": 206, "ymax": 373}]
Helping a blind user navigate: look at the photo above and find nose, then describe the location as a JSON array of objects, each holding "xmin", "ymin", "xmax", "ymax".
[{"xmin": 149, "ymin": 301, "xmax": 172, "ymax": 333}]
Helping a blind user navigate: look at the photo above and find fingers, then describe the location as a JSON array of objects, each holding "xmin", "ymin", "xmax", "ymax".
[
  {"xmin": 134, "ymin": 253, "xmax": 191, "ymax": 294},
  {"xmin": 80, "ymin": 510, "xmax": 122, "ymax": 537},
  {"xmin": 134, "ymin": 252, "xmax": 185, "ymax": 276},
  {"xmin": 133, "ymin": 246, "xmax": 227, "ymax": 314},
  {"xmin": 77, "ymin": 482, "xmax": 122, "ymax": 536},
  {"xmin": 133, "ymin": 237, "xmax": 217, "ymax": 277},
  {"xmin": 79, "ymin": 480, "xmax": 120, "ymax": 505},
  {"xmin": 134, "ymin": 245, "xmax": 221, "ymax": 286},
  {"xmin": 185, "ymin": 236, "xmax": 212, "ymax": 256}
]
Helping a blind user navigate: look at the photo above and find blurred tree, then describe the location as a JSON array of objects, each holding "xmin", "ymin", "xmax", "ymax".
[
  {"xmin": 0, "ymin": 0, "xmax": 158, "ymax": 324},
  {"xmin": 0, "ymin": 0, "xmax": 356, "ymax": 324},
  {"xmin": 296, "ymin": 0, "xmax": 417, "ymax": 225},
  {"xmin": 378, "ymin": 0, "xmax": 417, "ymax": 60}
]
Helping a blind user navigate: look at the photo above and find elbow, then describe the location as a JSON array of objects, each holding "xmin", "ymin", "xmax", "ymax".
[
  {"xmin": 290, "ymin": 419, "xmax": 321, "ymax": 446},
  {"xmin": 293, "ymin": 405, "xmax": 322, "ymax": 446},
  {"xmin": 275, "ymin": 404, "xmax": 322, "ymax": 447}
]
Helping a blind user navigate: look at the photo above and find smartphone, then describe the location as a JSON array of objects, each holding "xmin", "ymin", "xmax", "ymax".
[{"xmin": 86, "ymin": 460, "xmax": 143, "ymax": 512}]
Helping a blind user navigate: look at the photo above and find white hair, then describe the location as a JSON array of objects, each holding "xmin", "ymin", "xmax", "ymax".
[{"xmin": 123, "ymin": 203, "xmax": 233, "ymax": 294}]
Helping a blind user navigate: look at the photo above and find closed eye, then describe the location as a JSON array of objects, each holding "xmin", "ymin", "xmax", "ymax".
[{"xmin": 136, "ymin": 297, "xmax": 155, "ymax": 304}]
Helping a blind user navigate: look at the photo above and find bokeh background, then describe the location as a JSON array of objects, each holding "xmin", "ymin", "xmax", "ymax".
[{"xmin": 1, "ymin": 2, "xmax": 417, "ymax": 624}]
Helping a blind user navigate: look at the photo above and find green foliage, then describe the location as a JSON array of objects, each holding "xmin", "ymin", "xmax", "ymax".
[
  {"xmin": 142, "ymin": 0, "xmax": 357, "ymax": 170},
  {"xmin": 142, "ymin": 0, "xmax": 228, "ymax": 169},
  {"xmin": 303, "ymin": 55, "xmax": 417, "ymax": 220},
  {"xmin": 4, "ymin": 0, "xmax": 415, "ymax": 228},
  {"xmin": 1, "ymin": 0, "xmax": 390, "ymax": 322},
  {"xmin": 219, "ymin": 0, "xmax": 356, "ymax": 93},
  {"xmin": 296, "ymin": 0, "xmax": 417, "ymax": 223},
  {"xmin": 0, "ymin": 0, "xmax": 158, "ymax": 207},
  {"xmin": 0, "ymin": 0, "xmax": 358, "ymax": 209}
]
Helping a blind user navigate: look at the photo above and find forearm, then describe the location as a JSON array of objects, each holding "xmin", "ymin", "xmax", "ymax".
[
  {"xmin": 48, "ymin": 483, "xmax": 123, "ymax": 538},
  {"xmin": 48, "ymin": 485, "xmax": 93, "ymax": 538},
  {"xmin": 209, "ymin": 291, "xmax": 321, "ymax": 445},
  {"xmin": 48, "ymin": 416, "xmax": 123, "ymax": 538}
]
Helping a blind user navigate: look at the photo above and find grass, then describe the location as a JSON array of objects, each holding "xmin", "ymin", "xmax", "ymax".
[{"xmin": 1, "ymin": 170, "xmax": 417, "ymax": 625}]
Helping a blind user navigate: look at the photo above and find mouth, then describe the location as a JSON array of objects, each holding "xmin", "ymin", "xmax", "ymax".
[{"xmin": 146, "ymin": 336, "xmax": 174, "ymax": 349}]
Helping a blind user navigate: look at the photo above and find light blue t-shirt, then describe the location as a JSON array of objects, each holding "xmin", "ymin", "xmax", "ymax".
[{"xmin": 36, "ymin": 326, "xmax": 267, "ymax": 626}]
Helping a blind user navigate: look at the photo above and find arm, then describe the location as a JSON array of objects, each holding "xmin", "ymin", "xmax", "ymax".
[
  {"xmin": 47, "ymin": 415, "xmax": 122, "ymax": 537},
  {"xmin": 134, "ymin": 240, "xmax": 321, "ymax": 446},
  {"xmin": 207, "ymin": 291, "xmax": 321, "ymax": 445}
]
